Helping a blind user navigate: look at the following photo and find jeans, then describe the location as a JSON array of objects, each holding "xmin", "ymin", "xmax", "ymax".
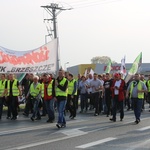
[
  {"xmin": 132, "ymin": 98, "xmax": 143, "ymax": 121},
  {"xmin": 24, "ymin": 97, "xmax": 33, "ymax": 115},
  {"xmin": 67, "ymin": 95, "xmax": 77, "ymax": 117},
  {"xmin": 31, "ymin": 98, "xmax": 40, "ymax": 118},
  {"xmin": 112, "ymin": 95, "xmax": 124, "ymax": 120},
  {"xmin": 44, "ymin": 99, "xmax": 55, "ymax": 120},
  {"xmin": 92, "ymin": 92, "xmax": 100, "ymax": 114},
  {"xmin": 105, "ymin": 94, "xmax": 112, "ymax": 116},
  {"xmin": 57, "ymin": 100, "xmax": 66, "ymax": 125},
  {"xmin": 80, "ymin": 93, "xmax": 88, "ymax": 111}
]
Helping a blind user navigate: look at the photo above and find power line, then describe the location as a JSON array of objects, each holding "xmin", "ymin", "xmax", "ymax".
[{"xmin": 64, "ymin": 0, "xmax": 123, "ymax": 9}]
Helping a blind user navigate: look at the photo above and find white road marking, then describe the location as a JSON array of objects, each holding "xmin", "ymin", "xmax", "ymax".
[
  {"xmin": 60, "ymin": 127, "xmax": 87, "ymax": 136},
  {"xmin": 75, "ymin": 137, "xmax": 117, "ymax": 149},
  {"xmin": 137, "ymin": 126, "xmax": 150, "ymax": 131},
  {"xmin": 5, "ymin": 128, "xmax": 88, "ymax": 150},
  {"xmin": 126, "ymin": 139, "xmax": 150, "ymax": 150},
  {"xmin": 0, "ymin": 119, "xmax": 86, "ymax": 136}
]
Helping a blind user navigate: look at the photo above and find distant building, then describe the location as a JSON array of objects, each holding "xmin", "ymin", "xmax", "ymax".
[{"xmin": 67, "ymin": 63, "xmax": 150, "ymax": 78}]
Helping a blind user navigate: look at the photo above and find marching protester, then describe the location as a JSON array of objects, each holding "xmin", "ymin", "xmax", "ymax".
[
  {"xmin": 55, "ymin": 69, "xmax": 68, "ymax": 128},
  {"xmin": 0, "ymin": 74, "xmax": 7, "ymax": 120},
  {"xmin": 110, "ymin": 73, "xmax": 125, "ymax": 122},
  {"xmin": 86, "ymin": 74, "xmax": 93, "ymax": 110},
  {"xmin": 97, "ymin": 74, "xmax": 104, "ymax": 114},
  {"xmin": 79, "ymin": 75, "xmax": 88, "ymax": 113},
  {"xmin": 103, "ymin": 73, "xmax": 113, "ymax": 117},
  {"xmin": 146, "ymin": 75, "xmax": 150, "ymax": 111},
  {"xmin": 26, "ymin": 75, "xmax": 42, "ymax": 121},
  {"xmin": 67, "ymin": 73, "xmax": 77, "ymax": 119},
  {"xmin": 126, "ymin": 73, "xmax": 147, "ymax": 124},
  {"xmin": 76, "ymin": 73, "xmax": 81, "ymax": 110},
  {"xmin": 6, "ymin": 74, "xmax": 22, "ymax": 120},
  {"xmin": 22, "ymin": 73, "xmax": 33, "ymax": 117},
  {"xmin": 41, "ymin": 73, "xmax": 55, "ymax": 123},
  {"xmin": 90, "ymin": 73, "xmax": 103, "ymax": 116},
  {"xmin": 140, "ymin": 74, "xmax": 147, "ymax": 111}
]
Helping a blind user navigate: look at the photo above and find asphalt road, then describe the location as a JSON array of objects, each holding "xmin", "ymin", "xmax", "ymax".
[{"xmin": 0, "ymin": 105, "xmax": 150, "ymax": 150}]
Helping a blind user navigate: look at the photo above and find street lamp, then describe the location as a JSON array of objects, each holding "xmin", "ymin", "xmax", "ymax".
[{"xmin": 64, "ymin": 62, "xmax": 69, "ymax": 71}]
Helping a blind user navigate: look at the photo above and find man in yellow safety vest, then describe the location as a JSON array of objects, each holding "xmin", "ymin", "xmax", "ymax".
[
  {"xmin": 67, "ymin": 73, "xmax": 77, "ymax": 119},
  {"xmin": 26, "ymin": 75, "xmax": 42, "ymax": 121},
  {"xmin": 6, "ymin": 74, "xmax": 22, "ymax": 120},
  {"xmin": 126, "ymin": 73, "xmax": 147, "ymax": 124},
  {"xmin": 0, "ymin": 74, "xmax": 7, "ymax": 120},
  {"xmin": 55, "ymin": 69, "xmax": 68, "ymax": 128}
]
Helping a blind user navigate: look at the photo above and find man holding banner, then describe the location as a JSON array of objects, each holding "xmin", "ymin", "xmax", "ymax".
[
  {"xmin": 6, "ymin": 74, "xmax": 22, "ymax": 120},
  {"xmin": 0, "ymin": 74, "xmax": 7, "ymax": 120}
]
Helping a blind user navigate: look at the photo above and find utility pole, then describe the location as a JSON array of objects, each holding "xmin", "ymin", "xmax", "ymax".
[{"xmin": 41, "ymin": 3, "xmax": 71, "ymax": 74}]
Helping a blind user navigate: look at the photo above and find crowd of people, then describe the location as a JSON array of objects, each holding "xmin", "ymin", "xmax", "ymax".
[{"xmin": 0, "ymin": 70, "xmax": 150, "ymax": 128}]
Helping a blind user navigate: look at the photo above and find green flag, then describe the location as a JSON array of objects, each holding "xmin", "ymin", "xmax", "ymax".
[
  {"xmin": 105, "ymin": 59, "xmax": 112, "ymax": 73},
  {"xmin": 125, "ymin": 52, "xmax": 142, "ymax": 83},
  {"xmin": 15, "ymin": 73, "xmax": 26, "ymax": 83}
]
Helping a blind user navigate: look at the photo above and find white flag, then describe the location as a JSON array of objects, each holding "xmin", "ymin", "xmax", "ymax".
[{"xmin": 120, "ymin": 56, "xmax": 126, "ymax": 79}]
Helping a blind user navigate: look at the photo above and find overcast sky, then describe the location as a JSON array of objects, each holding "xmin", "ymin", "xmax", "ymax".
[{"xmin": 0, "ymin": 0, "xmax": 150, "ymax": 68}]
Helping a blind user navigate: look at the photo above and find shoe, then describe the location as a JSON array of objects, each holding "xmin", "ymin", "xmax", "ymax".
[
  {"xmin": 134, "ymin": 120, "xmax": 139, "ymax": 124},
  {"xmin": 106, "ymin": 115, "xmax": 109, "ymax": 117},
  {"xmin": 70, "ymin": 116, "xmax": 75, "ymax": 119},
  {"xmin": 30, "ymin": 117, "xmax": 35, "ymax": 121},
  {"xmin": 41, "ymin": 114, "xmax": 46, "ymax": 117},
  {"xmin": 69, "ymin": 115, "xmax": 73, "ymax": 118},
  {"xmin": 127, "ymin": 108, "xmax": 130, "ymax": 111},
  {"xmin": 35, "ymin": 117, "xmax": 41, "ymax": 120},
  {"xmin": 47, "ymin": 119, "xmax": 54, "ymax": 123},
  {"xmin": 94, "ymin": 113, "xmax": 98, "ymax": 116},
  {"xmin": 23, "ymin": 112, "xmax": 29, "ymax": 117},
  {"xmin": 11, "ymin": 117, "xmax": 17, "ymax": 120},
  {"xmin": 6, "ymin": 116, "xmax": 11, "ymax": 119},
  {"xmin": 56, "ymin": 123, "xmax": 61, "ymax": 128},
  {"xmin": 61, "ymin": 124, "xmax": 66, "ymax": 128},
  {"xmin": 110, "ymin": 118, "xmax": 116, "ymax": 122},
  {"xmin": 46, "ymin": 119, "xmax": 50, "ymax": 123},
  {"xmin": 79, "ymin": 110, "xmax": 83, "ymax": 113},
  {"xmin": 120, "ymin": 118, "xmax": 123, "ymax": 121}
]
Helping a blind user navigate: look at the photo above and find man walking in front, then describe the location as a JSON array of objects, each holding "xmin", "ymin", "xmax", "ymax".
[
  {"xmin": 126, "ymin": 73, "xmax": 147, "ymax": 124},
  {"xmin": 6, "ymin": 74, "xmax": 22, "ymax": 120},
  {"xmin": 55, "ymin": 69, "xmax": 68, "ymax": 128}
]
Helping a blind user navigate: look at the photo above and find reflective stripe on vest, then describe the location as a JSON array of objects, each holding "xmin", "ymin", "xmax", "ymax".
[
  {"xmin": 0, "ymin": 80, "xmax": 6, "ymax": 96},
  {"xmin": 130, "ymin": 81, "xmax": 144, "ymax": 99},
  {"xmin": 41, "ymin": 80, "xmax": 53, "ymax": 98},
  {"xmin": 30, "ymin": 83, "xmax": 41, "ymax": 97},
  {"xmin": 7, "ymin": 79, "xmax": 19, "ymax": 96},
  {"xmin": 68, "ymin": 79, "xmax": 77, "ymax": 95},
  {"xmin": 55, "ymin": 78, "xmax": 67, "ymax": 97}
]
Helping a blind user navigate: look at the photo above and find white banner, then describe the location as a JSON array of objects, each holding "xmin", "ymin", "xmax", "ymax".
[{"xmin": 0, "ymin": 39, "xmax": 58, "ymax": 73}]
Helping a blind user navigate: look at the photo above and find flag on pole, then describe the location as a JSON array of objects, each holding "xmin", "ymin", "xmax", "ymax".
[
  {"xmin": 89, "ymin": 69, "xmax": 94, "ymax": 76},
  {"xmin": 125, "ymin": 52, "xmax": 142, "ymax": 83},
  {"xmin": 105, "ymin": 59, "xmax": 112, "ymax": 73},
  {"xmin": 120, "ymin": 56, "xmax": 126, "ymax": 79}
]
